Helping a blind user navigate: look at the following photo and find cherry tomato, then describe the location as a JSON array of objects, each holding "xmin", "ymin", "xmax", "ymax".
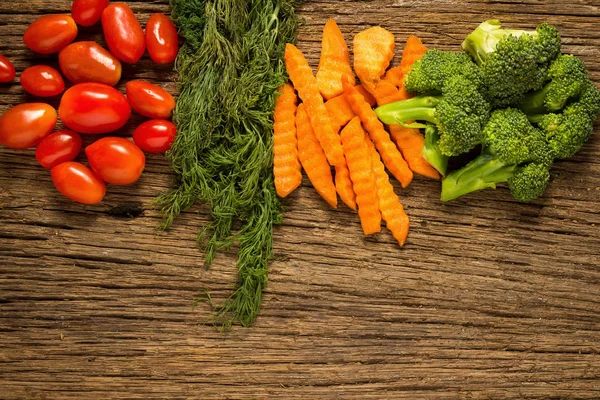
[
  {"xmin": 85, "ymin": 137, "xmax": 145, "ymax": 185},
  {"xmin": 101, "ymin": 3, "xmax": 145, "ymax": 64},
  {"xmin": 71, "ymin": 0, "xmax": 110, "ymax": 27},
  {"xmin": 59, "ymin": 83, "xmax": 131, "ymax": 134},
  {"xmin": 125, "ymin": 80, "xmax": 175, "ymax": 119},
  {"xmin": 59, "ymin": 41, "xmax": 122, "ymax": 86},
  {"xmin": 36, "ymin": 130, "xmax": 82, "ymax": 169},
  {"xmin": 51, "ymin": 161, "xmax": 106, "ymax": 204},
  {"xmin": 23, "ymin": 14, "xmax": 78, "ymax": 55},
  {"xmin": 146, "ymin": 13, "xmax": 178, "ymax": 64},
  {"xmin": 20, "ymin": 65, "xmax": 65, "ymax": 97},
  {"xmin": 0, "ymin": 103, "xmax": 57, "ymax": 149},
  {"xmin": 133, "ymin": 119, "xmax": 177, "ymax": 153},
  {"xmin": 0, "ymin": 54, "xmax": 16, "ymax": 83}
]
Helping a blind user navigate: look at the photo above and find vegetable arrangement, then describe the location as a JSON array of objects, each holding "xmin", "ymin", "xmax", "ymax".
[
  {"xmin": 0, "ymin": 1, "xmax": 179, "ymax": 204},
  {"xmin": 279, "ymin": 18, "xmax": 600, "ymax": 249}
]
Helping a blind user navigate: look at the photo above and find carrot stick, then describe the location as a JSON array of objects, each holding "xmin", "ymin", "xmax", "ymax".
[
  {"xmin": 353, "ymin": 26, "xmax": 395, "ymax": 94},
  {"xmin": 389, "ymin": 124, "xmax": 440, "ymax": 180},
  {"xmin": 371, "ymin": 79, "xmax": 407, "ymax": 108},
  {"xmin": 273, "ymin": 83, "xmax": 302, "ymax": 197},
  {"xmin": 284, "ymin": 43, "xmax": 345, "ymax": 167},
  {"xmin": 325, "ymin": 94, "xmax": 355, "ymax": 133},
  {"xmin": 342, "ymin": 78, "xmax": 413, "ymax": 188},
  {"xmin": 296, "ymin": 104, "xmax": 338, "ymax": 208},
  {"xmin": 316, "ymin": 18, "xmax": 356, "ymax": 101},
  {"xmin": 335, "ymin": 162, "xmax": 356, "ymax": 210},
  {"xmin": 340, "ymin": 117, "xmax": 381, "ymax": 235},
  {"xmin": 396, "ymin": 35, "xmax": 428, "ymax": 99},
  {"xmin": 355, "ymin": 84, "xmax": 377, "ymax": 108},
  {"xmin": 384, "ymin": 65, "xmax": 404, "ymax": 88},
  {"xmin": 365, "ymin": 137, "xmax": 410, "ymax": 246}
]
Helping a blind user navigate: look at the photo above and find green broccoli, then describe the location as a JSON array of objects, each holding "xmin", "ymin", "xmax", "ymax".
[
  {"xmin": 376, "ymin": 75, "xmax": 490, "ymax": 157},
  {"xmin": 405, "ymin": 49, "xmax": 483, "ymax": 94},
  {"xmin": 519, "ymin": 54, "xmax": 590, "ymax": 117},
  {"xmin": 462, "ymin": 20, "xmax": 561, "ymax": 108},
  {"xmin": 421, "ymin": 123, "xmax": 449, "ymax": 176},
  {"xmin": 537, "ymin": 81, "xmax": 600, "ymax": 159},
  {"xmin": 441, "ymin": 108, "xmax": 553, "ymax": 202}
]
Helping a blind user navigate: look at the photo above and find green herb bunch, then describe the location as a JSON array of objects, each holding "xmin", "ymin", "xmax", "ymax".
[{"xmin": 157, "ymin": 0, "xmax": 298, "ymax": 328}]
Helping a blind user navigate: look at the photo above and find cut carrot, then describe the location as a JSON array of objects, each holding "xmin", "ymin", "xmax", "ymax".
[
  {"xmin": 335, "ymin": 162, "xmax": 356, "ymax": 210},
  {"xmin": 372, "ymin": 79, "xmax": 406, "ymax": 107},
  {"xmin": 325, "ymin": 94, "xmax": 355, "ymax": 133},
  {"xmin": 353, "ymin": 26, "xmax": 395, "ymax": 94},
  {"xmin": 296, "ymin": 104, "xmax": 338, "ymax": 208},
  {"xmin": 316, "ymin": 18, "xmax": 355, "ymax": 100},
  {"xmin": 340, "ymin": 117, "xmax": 381, "ymax": 235},
  {"xmin": 343, "ymin": 78, "xmax": 413, "ymax": 188},
  {"xmin": 384, "ymin": 65, "xmax": 404, "ymax": 88},
  {"xmin": 355, "ymin": 84, "xmax": 377, "ymax": 108},
  {"xmin": 273, "ymin": 83, "xmax": 302, "ymax": 197},
  {"xmin": 284, "ymin": 43, "xmax": 345, "ymax": 167},
  {"xmin": 389, "ymin": 124, "xmax": 440, "ymax": 180},
  {"xmin": 365, "ymin": 138, "xmax": 410, "ymax": 246},
  {"xmin": 399, "ymin": 35, "xmax": 428, "ymax": 78}
]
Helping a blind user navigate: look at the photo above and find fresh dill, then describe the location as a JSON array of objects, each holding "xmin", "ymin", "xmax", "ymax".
[{"xmin": 157, "ymin": 0, "xmax": 298, "ymax": 329}]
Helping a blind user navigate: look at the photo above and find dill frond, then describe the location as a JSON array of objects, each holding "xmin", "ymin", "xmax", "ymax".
[{"xmin": 157, "ymin": 0, "xmax": 298, "ymax": 329}]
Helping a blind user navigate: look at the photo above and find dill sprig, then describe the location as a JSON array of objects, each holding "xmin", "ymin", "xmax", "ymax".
[{"xmin": 157, "ymin": 0, "xmax": 297, "ymax": 328}]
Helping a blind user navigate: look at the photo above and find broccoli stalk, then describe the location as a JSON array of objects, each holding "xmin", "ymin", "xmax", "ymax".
[
  {"xmin": 461, "ymin": 20, "xmax": 561, "ymax": 108},
  {"xmin": 441, "ymin": 108, "xmax": 553, "ymax": 202},
  {"xmin": 376, "ymin": 75, "xmax": 490, "ymax": 157},
  {"xmin": 421, "ymin": 124, "xmax": 449, "ymax": 176}
]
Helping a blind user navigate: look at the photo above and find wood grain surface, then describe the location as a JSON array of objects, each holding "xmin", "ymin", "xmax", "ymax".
[{"xmin": 1, "ymin": 0, "xmax": 600, "ymax": 398}]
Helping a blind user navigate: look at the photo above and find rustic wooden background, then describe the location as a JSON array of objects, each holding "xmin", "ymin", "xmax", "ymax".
[{"xmin": 1, "ymin": 0, "xmax": 600, "ymax": 398}]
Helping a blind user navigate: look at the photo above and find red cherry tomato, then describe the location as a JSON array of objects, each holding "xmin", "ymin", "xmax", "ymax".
[
  {"xmin": 101, "ymin": 3, "xmax": 145, "ymax": 64},
  {"xmin": 146, "ymin": 13, "xmax": 178, "ymax": 64},
  {"xmin": 20, "ymin": 65, "xmax": 65, "ymax": 97},
  {"xmin": 0, "ymin": 54, "xmax": 16, "ymax": 83},
  {"xmin": 59, "ymin": 83, "xmax": 131, "ymax": 134},
  {"xmin": 133, "ymin": 119, "xmax": 177, "ymax": 153},
  {"xmin": 85, "ymin": 137, "xmax": 145, "ymax": 185},
  {"xmin": 36, "ymin": 130, "xmax": 82, "ymax": 169},
  {"xmin": 0, "ymin": 103, "xmax": 57, "ymax": 149},
  {"xmin": 125, "ymin": 80, "xmax": 175, "ymax": 119},
  {"xmin": 51, "ymin": 161, "xmax": 106, "ymax": 204},
  {"xmin": 23, "ymin": 14, "xmax": 78, "ymax": 55},
  {"xmin": 59, "ymin": 41, "xmax": 122, "ymax": 86},
  {"xmin": 71, "ymin": 0, "xmax": 110, "ymax": 27}
]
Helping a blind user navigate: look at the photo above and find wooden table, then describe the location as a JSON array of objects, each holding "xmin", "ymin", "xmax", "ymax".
[{"xmin": 1, "ymin": 1, "xmax": 600, "ymax": 398}]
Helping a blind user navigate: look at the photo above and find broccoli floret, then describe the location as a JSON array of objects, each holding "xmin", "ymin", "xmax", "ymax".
[
  {"xmin": 462, "ymin": 20, "xmax": 561, "ymax": 108},
  {"xmin": 537, "ymin": 81, "xmax": 600, "ymax": 159},
  {"xmin": 421, "ymin": 123, "xmax": 449, "ymax": 176},
  {"xmin": 405, "ymin": 49, "xmax": 483, "ymax": 94},
  {"xmin": 441, "ymin": 108, "xmax": 552, "ymax": 202},
  {"xmin": 376, "ymin": 75, "xmax": 490, "ymax": 156},
  {"xmin": 520, "ymin": 54, "xmax": 590, "ymax": 116}
]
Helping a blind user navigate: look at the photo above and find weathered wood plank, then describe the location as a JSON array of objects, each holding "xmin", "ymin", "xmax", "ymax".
[{"xmin": 1, "ymin": 0, "xmax": 600, "ymax": 399}]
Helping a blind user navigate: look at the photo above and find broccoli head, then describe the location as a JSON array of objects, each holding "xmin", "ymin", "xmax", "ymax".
[
  {"xmin": 441, "ymin": 108, "xmax": 553, "ymax": 202},
  {"xmin": 405, "ymin": 49, "xmax": 483, "ymax": 94},
  {"xmin": 376, "ymin": 75, "xmax": 490, "ymax": 157},
  {"xmin": 520, "ymin": 54, "xmax": 590, "ymax": 117},
  {"xmin": 537, "ymin": 81, "xmax": 600, "ymax": 159},
  {"xmin": 462, "ymin": 20, "xmax": 561, "ymax": 108}
]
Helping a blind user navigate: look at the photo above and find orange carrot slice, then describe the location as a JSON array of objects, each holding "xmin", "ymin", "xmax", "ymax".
[
  {"xmin": 365, "ymin": 138, "xmax": 410, "ymax": 246},
  {"xmin": 335, "ymin": 162, "xmax": 356, "ymax": 210},
  {"xmin": 384, "ymin": 65, "xmax": 404, "ymax": 88},
  {"xmin": 273, "ymin": 83, "xmax": 301, "ymax": 197},
  {"xmin": 316, "ymin": 18, "xmax": 355, "ymax": 100},
  {"xmin": 340, "ymin": 117, "xmax": 381, "ymax": 235},
  {"xmin": 389, "ymin": 124, "xmax": 440, "ymax": 180},
  {"xmin": 296, "ymin": 104, "xmax": 337, "ymax": 208},
  {"xmin": 284, "ymin": 44, "xmax": 345, "ymax": 167},
  {"xmin": 343, "ymin": 78, "xmax": 413, "ymax": 188},
  {"xmin": 355, "ymin": 84, "xmax": 377, "ymax": 108},
  {"xmin": 399, "ymin": 35, "xmax": 428, "ymax": 78},
  {"xmin": 325, "ymin": 94, "xmax": 355, "ymax": 133},
  {"xmin": 353, "ymin": 26, "xmax": 395, "ymax": 94},
  {"xmin": 372, "ymin": 79, "xmax": 406, "ymax": 107}
]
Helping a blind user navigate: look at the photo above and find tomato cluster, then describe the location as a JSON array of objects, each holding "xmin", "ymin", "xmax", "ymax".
[{"xmin": 0, "ymin": 1, "xmax": 179, "ymax": 205}]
